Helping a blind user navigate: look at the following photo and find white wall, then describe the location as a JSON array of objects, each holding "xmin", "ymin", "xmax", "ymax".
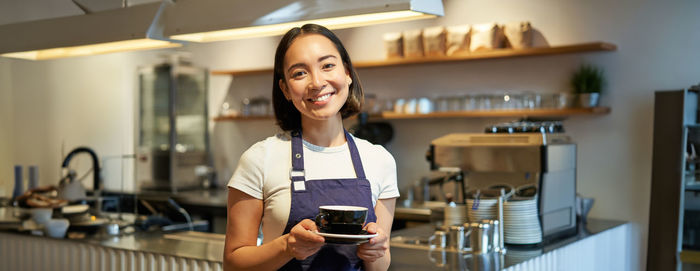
[
  {"xmin": 2, "ymin": 0, "xmax": 699, "ymax": 269},
  {"xmin": 0, "ymin": 58, "xmax": 13, "ymax": 197},
  {"xmin": 5, "ymin": 51, "xmax": 175, "ymax": 193}
]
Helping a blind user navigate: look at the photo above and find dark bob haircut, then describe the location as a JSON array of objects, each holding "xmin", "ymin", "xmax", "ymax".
[{"xmin": 272, "ymin": 24, "xmax": 364, "ymax": 131}]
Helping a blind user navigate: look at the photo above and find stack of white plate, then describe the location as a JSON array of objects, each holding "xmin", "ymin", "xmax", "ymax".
[
  {"xmin": 466, "ymin": 197, "xmax": 499, "ymax": 222},
  {"xmin": 444, "ymin": 204, "xmax": 469, "ymax": 226},
  {"xmin": 503, "ymin": 198, "xmax": 542, "ymax": 244}
]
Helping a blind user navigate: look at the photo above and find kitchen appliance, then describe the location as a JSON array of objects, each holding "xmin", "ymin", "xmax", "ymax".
[
  {"xmin": 136, "ymin": 55, "xmax": 212, "ymax": 192},
  {"xmin": 350, "ymin": 112, "xmax": 394, "ymax": 146},
  {"xmin": 426, "ymin": 130, "xmax": 577, "ymax": 241}
]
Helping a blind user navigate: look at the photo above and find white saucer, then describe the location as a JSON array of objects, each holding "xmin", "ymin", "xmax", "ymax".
[{"xmin": 312, "ymin": 231, "xmax": 378, "ymax": 245}]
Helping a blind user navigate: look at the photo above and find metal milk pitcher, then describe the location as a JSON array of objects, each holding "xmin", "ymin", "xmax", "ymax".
[
  {"xmin": 484, "ymin": 219, "xmax": 504, "ymax": 253},
  {"xmin": 447, "ymin": 225, "xmax": 468, "ymax": 250},
  {"xmin": 465, "ymin": 221, "xmax": 492, "ymax": 254}
]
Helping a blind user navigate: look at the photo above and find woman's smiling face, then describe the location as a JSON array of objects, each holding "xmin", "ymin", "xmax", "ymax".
[{"xmin": 279, "ymin": 34, "xmax": 352, "ymax": 122}]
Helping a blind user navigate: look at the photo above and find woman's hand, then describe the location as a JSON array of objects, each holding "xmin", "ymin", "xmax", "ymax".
[
  {"xmin": 286, "ymin": 219, "xmax": 326, "ymax": 260},
  {"xmin": 357, "ymin": 222, "xmax": 389, "ymax": 263}
]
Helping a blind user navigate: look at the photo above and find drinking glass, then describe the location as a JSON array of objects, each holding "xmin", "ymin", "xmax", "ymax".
[
  {"xmin": 448, "ymin": 95, "xmax": 462, "ymax": 112},
  {"xmin": 540, "ymin": 93, "xmax": 559, "ymax": 109},
  {"xmin": 476, "ymin": 95, "xmax": 492, "ymax": 111},
  {"xmin": 364, "ymin": 93, "xmax": 378, "ymax": 114},
  {"xmin": 503, "ymin": 93, "xmax": 524, "ymax": 110},
  {"xmin": 554, "ymin": 93, "xmax": 573, "ymax": 108},
  {"xmin": 380, "ymin": 99, "xmax": 394, "ymax": 113},
  {"xmin": 433, "ymin": 96, "xmax": 449, "ymax": 112},
  {"xmin": 462, "ymin": 95, "xmax": 476, "ymax": 111},
  {"xmin": 490, "ymin": 94, "xmax": 506, "ymax": 110},
  {"xmin": 522, "ymin": 92, "xmax": 542, "ymax": 109}
]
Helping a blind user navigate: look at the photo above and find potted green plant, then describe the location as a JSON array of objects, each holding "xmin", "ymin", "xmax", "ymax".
[{"xmin": 571, "ymin": 64, "xmax": 605, "ymax": 107}]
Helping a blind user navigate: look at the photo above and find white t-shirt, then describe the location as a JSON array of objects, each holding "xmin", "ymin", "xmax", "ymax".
[{"xmin": 228, "ymin": 132, "xmax": 400, "ymax": 243}]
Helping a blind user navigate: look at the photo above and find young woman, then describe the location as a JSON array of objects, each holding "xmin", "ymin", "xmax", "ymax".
[{"xmin": 223, "ymin": 24, "xmax": 399, "ymax": 271}]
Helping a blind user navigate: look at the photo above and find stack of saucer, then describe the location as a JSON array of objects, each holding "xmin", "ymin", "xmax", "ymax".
[
  {"xmin": 503, "ymin": 198, "xmax": 542, "ymax": 244},
  {"xmin": 444, "ymin": 204, "xmax": 469, "ymax": 226},
  {"xmin": 466, "ymin": 197, "xmax": 498, "ymax": 222}
]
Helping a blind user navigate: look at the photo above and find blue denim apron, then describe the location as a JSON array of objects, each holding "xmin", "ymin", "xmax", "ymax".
[{"xmin": 279, "ymin": 130, "xmax": 377, "ymax": 271}]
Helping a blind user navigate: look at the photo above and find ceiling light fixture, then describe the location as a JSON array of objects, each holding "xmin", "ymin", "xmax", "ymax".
[
  {"xmin": 0, "ymin": 1, "xmax": 181, "ymax": 60},
  {"xmin": 164, "ymin": 0, "xmax": 444, "ymax": 42},
  {"xmin": 0, "ymin": 0, "xmax": 444, "ymax": 60}
]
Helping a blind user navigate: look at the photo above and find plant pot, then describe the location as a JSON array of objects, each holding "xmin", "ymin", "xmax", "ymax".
[{"xmin": 577, "ymin": 93, "xmax": 600, "ymax": 108}]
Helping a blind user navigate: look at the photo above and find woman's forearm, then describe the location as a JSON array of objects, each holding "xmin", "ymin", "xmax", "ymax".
[
  {"xmin": 224, "ymin": 234, "xmax": 293, "ymax": 271},
  {"xmin": 364, "ymin": 250, "xmax": 391, "ymax": 271}
]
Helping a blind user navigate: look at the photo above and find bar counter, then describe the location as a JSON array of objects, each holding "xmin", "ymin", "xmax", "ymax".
[
  {"xmin": 389, "ymin": 218, "xmax": 630, "ymax": 270},
  {"xmin": 0, "ymin": 227, "xmax": 224, "ymax": 270},
  {"xmin": 0, "ymin": 215, "xmax": 629, "ymax": 271}
]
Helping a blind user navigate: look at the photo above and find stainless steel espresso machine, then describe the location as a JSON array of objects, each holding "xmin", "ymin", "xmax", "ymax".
[{"xmin": 426, "ymin": 125, "xmax": 577, "ymax": 241}]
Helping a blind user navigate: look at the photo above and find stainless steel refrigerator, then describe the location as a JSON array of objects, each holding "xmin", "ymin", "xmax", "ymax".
[{"xmin": 136, "ymin": 58, "xmax": 211, "ymax": 192}]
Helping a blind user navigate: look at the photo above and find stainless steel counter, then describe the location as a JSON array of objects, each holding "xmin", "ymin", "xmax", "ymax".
[
  {"xmin": 1, "ymin": 217, "xmax": 628, "ymax": 270},
  {"xmin": 0, "ymin": 229, "xmax": 225, "ymax": 270},
  {"xmin": 388, "ymin": 218, "xmax": 629, "ymax": 271},
  {"xmin": 0, "ymin": 203, "xmax": 225, "ymax": 263},
  {"xmin": 3, "ymin": 227, "xmax": 225, "ymax": 262},
  {"xmin": 96, "ymin": 230, "xmax": 225, "ymax": 262},
  {"xmin": 3, "ymin": 191, "xmax": 630, "ymax": 270}
]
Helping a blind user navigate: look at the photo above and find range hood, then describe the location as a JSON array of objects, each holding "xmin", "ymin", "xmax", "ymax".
[
  {"xmin": 164, "ymin": 0, "xmax": 444, "ymax": 42},
  {"xmin": 0, "ymin": 0, "xmax": 444, "ymax": 61},
  {"xmin": 0, "ymin": 1, "xmax": 181, "ymax": 60}
]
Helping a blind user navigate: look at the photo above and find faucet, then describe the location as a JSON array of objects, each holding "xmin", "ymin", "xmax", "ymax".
[{"xmin": 61, "ymin": 147, "xmax": 101, "ymax": 193}]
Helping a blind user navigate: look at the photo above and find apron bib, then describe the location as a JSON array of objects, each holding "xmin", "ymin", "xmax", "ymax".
[{"xmin": 279, "ymin": 130, "xmax": 376, "ymax": 271}]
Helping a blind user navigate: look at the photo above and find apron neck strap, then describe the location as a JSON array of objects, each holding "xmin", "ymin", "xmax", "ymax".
[{"xmin": 290, "ymin": 129, "xmax": 366, "ymax": 181}]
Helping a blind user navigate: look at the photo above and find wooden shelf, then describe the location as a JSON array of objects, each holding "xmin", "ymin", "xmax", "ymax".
[
  {"xmin": 681, "ymin": 250, "xmax": 700, "ymax": 264},
  {"xmin": 213, "ymin": 115, "xmax": 273, "ymax": 121},
  {"xmin": 380, "ymin": 107, "xmax": 610, "ymax": 119},
  {"xmin": 212, "ymin": 114, "xmax": 376, "ymax": 122},
  {"xmin": 213, "ymin": 107, "xmax": 610, "ymax": 122},
  {"xmin": 211, "ymin": 42, "xmax": 617, "ymax": 76}
]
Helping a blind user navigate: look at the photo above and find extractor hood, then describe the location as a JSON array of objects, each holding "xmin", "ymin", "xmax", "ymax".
[
  {"xmin": 0, "ymin": 0, "xmax": 444, "ymax": 61},
  {"xmin": 0, "ymin": 1, "xmax": 181, "ymax": 60},
  {"xmin": 163, "ymin": 0, "xmax": 445, "ymax": 42}
]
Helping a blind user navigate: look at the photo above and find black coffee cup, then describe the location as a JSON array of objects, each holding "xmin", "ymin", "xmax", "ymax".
[{"xmin": 314, "ymin": 205, "xmax": 367, "ymax": 234}]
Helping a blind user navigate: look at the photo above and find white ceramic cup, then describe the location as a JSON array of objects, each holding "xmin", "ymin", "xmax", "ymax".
[
  {"xmin": 417, "ymin": 97, "xmax": 433, "ymax": 114},
  {"xmin": 403, "ymin": 98, "xmax": 417, "ymax": 114},
  {"xmin": 393, "ymin": 98, "xmax": 405, "ymax": 113},
  {"xmin": 45, "ymin": 218, "xmax": 70, "ymax": 238}
]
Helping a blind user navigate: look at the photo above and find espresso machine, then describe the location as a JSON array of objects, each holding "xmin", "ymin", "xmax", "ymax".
[{"xmin": 426, "ymin": 124, "xmax": 577, "ymax": 241}]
